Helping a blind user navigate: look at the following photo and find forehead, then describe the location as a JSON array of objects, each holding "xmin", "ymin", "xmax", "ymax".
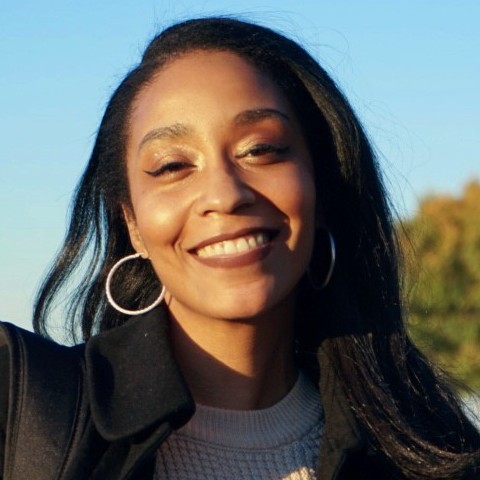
[{"xmin": 129, "ymin": 50, "xmax": 293, "ymax": 128}]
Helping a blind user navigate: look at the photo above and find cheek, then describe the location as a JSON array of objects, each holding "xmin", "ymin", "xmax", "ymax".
[
  {"xmin": 297, "ymin": 171, "xmax": 316, "ymax": 218},
  {"xmin": 287, "ymin": 176, "xmax": 316, "ymax": 273},
  {"xmin": 133, "ymin": 193, "xmax": 187, "ymax": 256},
  {"xmin": 295, "ymin": 181, "xmax": 317, "ymax": 254},
  {"xmin": 275, "ymin": 167, "xmax": 316, "ymax": 238}
]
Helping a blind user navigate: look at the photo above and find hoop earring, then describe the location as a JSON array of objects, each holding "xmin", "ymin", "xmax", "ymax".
[
  {"xmin": 105, "ymin": 253, "xmax": 166, "ymax": 315},
  {"xmin": 308, "ymin": 231, "xmax": 336, "ymax": 290}
]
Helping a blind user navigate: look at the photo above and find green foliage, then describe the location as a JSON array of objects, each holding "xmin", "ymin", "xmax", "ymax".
[{"xmin": 399, "ymin": 180, "xmax": 480, "ymax": 390}]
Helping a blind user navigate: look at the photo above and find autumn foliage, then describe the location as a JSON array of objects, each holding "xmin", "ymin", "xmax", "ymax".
[{"xmin": 399, "ymin": 180, "xmax": 480, "ymax": 390}]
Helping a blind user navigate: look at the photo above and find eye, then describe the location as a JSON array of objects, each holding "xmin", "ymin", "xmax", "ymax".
[
  {"xmin": 144, "ymin": 160, "xmax": 193, "ymax": 178},
  {"xmin": 237, "ymin": 143, "xmax": 290, "ymax": 159}
]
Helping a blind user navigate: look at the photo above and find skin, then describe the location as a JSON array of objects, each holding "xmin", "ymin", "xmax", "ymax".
[{"xmin": 124, "ymin": 50, "xmax": 316, "ymax": 409}]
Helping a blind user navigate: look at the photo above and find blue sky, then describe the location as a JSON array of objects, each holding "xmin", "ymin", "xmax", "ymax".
[{"xmin": 1, "ymin": 0, "xmax": 479, "ymax": 331}]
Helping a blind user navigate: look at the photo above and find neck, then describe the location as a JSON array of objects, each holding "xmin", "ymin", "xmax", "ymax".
[{"xmin": 168, "ymin": 298, "xmax": 297, "ymax": 410}]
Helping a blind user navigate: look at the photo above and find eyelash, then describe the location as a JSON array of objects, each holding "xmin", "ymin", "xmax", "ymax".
[
  {"xmin": 238, "ymin": 143, "xmax": 290, "ymax": 158},
  {"xmin": 144, "ymin": 161, "xmax": 191, "ymax": 177}
]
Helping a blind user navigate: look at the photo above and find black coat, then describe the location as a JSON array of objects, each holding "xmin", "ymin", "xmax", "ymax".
[{"xmin": 0, "ymin": 309, "xmax": 396, "ymax": 479}]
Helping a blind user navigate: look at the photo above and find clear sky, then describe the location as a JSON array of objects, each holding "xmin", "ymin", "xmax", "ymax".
[{"xmin": 1, "ymin": 0, "xmax": 479, "ymax": 331}]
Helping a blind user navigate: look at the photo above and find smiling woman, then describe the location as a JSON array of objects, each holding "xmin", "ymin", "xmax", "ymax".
[{"xmin": 1, "ymin": 17, "xmax": 479, "ymax": 480}]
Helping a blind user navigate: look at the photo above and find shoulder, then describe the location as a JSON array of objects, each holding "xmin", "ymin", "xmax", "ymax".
[
  {"xmin": 0, "ymin": 321, "xmax": 86, "ymax": 479},
  {"xmin": 0, "ymin": 320, "xmax": 85, "ymax": 419},
  {"xmin": 0, "ymin": 321, "xmax": 84, "ymax": 389},
  {"xmin": 0, "ymin": 320, "xmax": 85, "ymax": 399}
]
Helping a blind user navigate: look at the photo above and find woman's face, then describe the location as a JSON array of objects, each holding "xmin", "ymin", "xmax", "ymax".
[{"xmin": 124, "ymin": 50, "xmax": 316, "ymax": 323}]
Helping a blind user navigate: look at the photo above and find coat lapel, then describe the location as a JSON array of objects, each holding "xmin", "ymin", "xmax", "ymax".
[{"xmin": 85, "ymin": 306, "xmax": 194, "ymax": 479}]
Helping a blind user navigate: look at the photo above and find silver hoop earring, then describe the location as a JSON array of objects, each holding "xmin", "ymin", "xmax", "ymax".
[
  {"xmin": 308, "ymin": 231, "xmax": 336, "ymax": 290},
  {"xmin": 105, "ymin": 253, "xmax": 166, "ymax": 315}
]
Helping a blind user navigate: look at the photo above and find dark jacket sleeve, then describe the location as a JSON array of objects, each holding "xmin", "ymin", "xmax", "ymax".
[{"xmin": 0, "ymin": 342, "xmax": 9, "ymax": 478}]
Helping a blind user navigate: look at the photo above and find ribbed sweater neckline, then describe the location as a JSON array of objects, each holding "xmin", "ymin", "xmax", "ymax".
[{"xmin": 174, "ymin": 372, "xmax": 322, "ymax": 449}]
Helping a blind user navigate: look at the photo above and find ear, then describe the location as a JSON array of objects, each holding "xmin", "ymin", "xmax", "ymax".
[{"xmin": 122, "ymin": 205, "xmax": 149, "ymax": 258}]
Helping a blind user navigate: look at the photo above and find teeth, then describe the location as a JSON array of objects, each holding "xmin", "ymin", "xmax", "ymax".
[
  {"xmin": 224, "ymin": 240, "xmax": 236, "ymax": 255},
  {"xmin": 196, "ymin": 233, "xmax": 269, "ymax": 258},
  {"xmin": 236, "ymin": 237, "xmax": 249, "ymax": 253}
]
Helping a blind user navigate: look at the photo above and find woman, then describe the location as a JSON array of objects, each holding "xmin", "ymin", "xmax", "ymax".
[{"xmin": 1, "ymin": 17, "xmax": 479, "ymax": 480}]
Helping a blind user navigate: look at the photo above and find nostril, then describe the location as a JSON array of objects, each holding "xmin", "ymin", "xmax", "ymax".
[{"xmin": 196, "ymin": 173, "xmax": 256, "ymax": 216}]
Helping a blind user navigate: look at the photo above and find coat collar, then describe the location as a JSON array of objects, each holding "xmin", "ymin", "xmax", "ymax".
[{"xmin": 85, "ymin": 306, "xmax": 195, "ymax": 442}]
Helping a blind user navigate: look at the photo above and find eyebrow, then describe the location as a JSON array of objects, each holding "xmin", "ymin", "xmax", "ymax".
[
  {"xmin": 233, "ymin": 108, "xmax": 290, "ymax": 126},
  {"xmin": 137, "ymin": 108, "xmax": 290, "ymax": 152},
  {"xmin": 138, "ymin": 123, "xmax": 190, "ymax": 152}
]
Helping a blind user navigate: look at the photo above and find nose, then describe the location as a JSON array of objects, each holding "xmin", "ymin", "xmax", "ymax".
[{"xmin": 194, "ymin": 163, "xmax": 256, "ymax": 216}]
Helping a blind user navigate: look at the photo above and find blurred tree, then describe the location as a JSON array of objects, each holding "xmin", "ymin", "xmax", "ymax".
[{"xmin": 399, "ymin": 180, "xmax": 480, "ymax": 390}]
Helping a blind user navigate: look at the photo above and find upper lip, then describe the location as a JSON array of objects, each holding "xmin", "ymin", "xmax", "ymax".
[{"xmin": 187, "ymin": 227, "xmax": 280, "ymax": 253}]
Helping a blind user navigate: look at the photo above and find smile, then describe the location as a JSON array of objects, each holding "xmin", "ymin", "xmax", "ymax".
[{"xmin": 195, "ymin": 233, "xmax": 269, "ymax": 258}]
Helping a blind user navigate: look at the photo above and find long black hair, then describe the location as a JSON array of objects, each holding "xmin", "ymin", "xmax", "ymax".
[{"xmin": 33, "ymin": 17, "xmax": 479, "ymax": 478}]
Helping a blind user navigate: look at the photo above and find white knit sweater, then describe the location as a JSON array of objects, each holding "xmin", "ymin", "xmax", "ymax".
[{"xmin": 154, "ymin": 372, "xmax": 323, "ymax": 479}]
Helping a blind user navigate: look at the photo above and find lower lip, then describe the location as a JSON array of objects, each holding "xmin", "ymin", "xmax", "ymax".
[{"xmin": 191, "ymin": 243, "xmax": 273, "ymax": 268}]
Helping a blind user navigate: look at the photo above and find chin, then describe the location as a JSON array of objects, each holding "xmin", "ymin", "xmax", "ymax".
[{"xmin": 210, "ymin": 290, "xmax": 296, "ymax": 324}]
